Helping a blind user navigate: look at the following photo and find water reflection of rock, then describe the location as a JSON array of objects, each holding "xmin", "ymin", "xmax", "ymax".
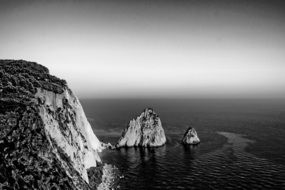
[
  {"xmin": 118, "ymin": 146, "xmax": 167, "ymax": 164},
  {"xmin": 116, "ymin": 146, "xmax": 168, "ymax": 189},
  {"xmin": 182, "ymin": 144, "xmax": 199, "ymax": 162},
  {"xmin": 183, "ymin": 144, "xmax": 198, "ymax": 152}
]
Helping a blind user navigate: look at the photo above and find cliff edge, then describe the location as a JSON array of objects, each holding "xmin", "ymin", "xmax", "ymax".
[{"xmin": 0, "ymin": 60, "xmax": 103, "ymax": 189}]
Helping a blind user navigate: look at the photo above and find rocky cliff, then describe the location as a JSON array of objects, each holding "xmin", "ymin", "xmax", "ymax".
[
  {"xmin": 0, "ymin": 60, "xmax": 103, "ymax": 189},
  {"xmin": 116, "ymin": 108, "xmax": 166, "ymax": 147}
]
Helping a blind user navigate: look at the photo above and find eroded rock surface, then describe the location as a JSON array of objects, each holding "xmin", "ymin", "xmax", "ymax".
[
  {"xmin": 117, "ymin": 108, "xmax": 166, "ymax": 147},
  {"xmin": 182, "ymin": 127, "xmax": 200, "ymax": 145},
  {"xmin": 0, "ymin": 60, "xmax": 103, "ymax": 189}
]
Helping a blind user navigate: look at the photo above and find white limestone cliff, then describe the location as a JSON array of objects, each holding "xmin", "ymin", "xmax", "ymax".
[
  {"xmin": 117, "ymin": 108, "xmax": 166, "ymax": 147},
  {"xmin": 35, "ymin": 88, "xmax": 102, "ymax": 184},
  {"xmin": 182, "ymin": 127, "xmax": 200, "ymax": 145}
]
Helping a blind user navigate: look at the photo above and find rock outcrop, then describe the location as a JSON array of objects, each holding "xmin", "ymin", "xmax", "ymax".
[
  {"xmin": 182, "ymin": 127, "xmax": 200, "ymax": 145},
  {"xmin": 116, "ymin": 108, "xmax": 166, "ymax": 147},
  {"xmin": 0, "ymin": 60, "xmax": 103, "ymax": 189}
]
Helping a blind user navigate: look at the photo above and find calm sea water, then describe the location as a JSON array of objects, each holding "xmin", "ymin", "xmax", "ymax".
[{"xmin": 81, "ymin": 99, "xmax": 285, "ymax": 189}]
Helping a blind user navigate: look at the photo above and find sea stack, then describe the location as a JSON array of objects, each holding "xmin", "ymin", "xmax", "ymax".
[
  {"xmin": 116, "ymin": 108, "xmax": 166, "ymax": 147},
  {"xmin": 182, "ymin": 127, "xmax": 200, "ymax": 145},
  {"xmin": 0, "ymin": 60, "xmax": 103, "ymax": 189}
]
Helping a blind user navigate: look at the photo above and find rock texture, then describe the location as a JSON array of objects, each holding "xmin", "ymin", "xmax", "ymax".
[
  {"xmin": 182, "ymin": 127, "xmax": 200, "ymax": 145},
  {"xmin": 117, "ymin": 108, "xmax": 166, "ymax": 147},
  {"xmin": 0, "ymin": 60, "xmax": 103, "ymax": 189}
]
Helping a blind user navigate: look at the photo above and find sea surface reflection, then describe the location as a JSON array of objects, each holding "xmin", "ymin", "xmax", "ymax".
[
  {"xmin": 82, "ymin": 99, "xmax": 285, "ymax": 189},
  {"xmin": 100, "ymin": 132, "xmax": 285, "ymax": 189}
]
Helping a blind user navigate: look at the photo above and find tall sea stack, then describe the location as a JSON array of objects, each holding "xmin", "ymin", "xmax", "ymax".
[
  {"xmin": 117, "ymin": 108, "xmax": 166, "ymax": 147},
  {"xmin": 0, "ymin": 60, "xmax": 103, "ymax": 189}
]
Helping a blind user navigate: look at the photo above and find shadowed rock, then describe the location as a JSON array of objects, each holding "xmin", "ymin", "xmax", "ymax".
[
  {"xmin": 182, "ymin": 127, "xmax": 200, "ymax": 145},
  {"xmin": 116, "ymin": 108, "xmax": 166, "ymax": 147}
]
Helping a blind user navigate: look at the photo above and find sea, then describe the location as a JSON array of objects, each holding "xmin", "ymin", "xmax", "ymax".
[{"xmin": 80, "ymin": 99, "xmax": 285, "ymax": 190}]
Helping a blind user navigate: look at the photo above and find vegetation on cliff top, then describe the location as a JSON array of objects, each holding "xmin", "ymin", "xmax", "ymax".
[{"xmin": 0, "ymin": 60, "xmax": 67, "ymax": 110}]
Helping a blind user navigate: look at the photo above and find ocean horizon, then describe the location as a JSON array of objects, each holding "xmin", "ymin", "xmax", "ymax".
[{"xmin": 2, "ymin": 0, "xmax": 285, "ymax": 189}]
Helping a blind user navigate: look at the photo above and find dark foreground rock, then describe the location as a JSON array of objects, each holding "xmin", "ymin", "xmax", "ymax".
[
  {"xmin": 0, "ymin": 60, "xmax": 103, "ymax": 189},
  {"xmin": 182, "ymin": 127, "xmax": 200, "ymax": 145},
  {"xmin": 116, "ymin": 108, "xmax": 166, "ymax": 147}
]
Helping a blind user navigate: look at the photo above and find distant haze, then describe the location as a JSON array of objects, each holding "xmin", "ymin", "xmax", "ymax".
[{"xmin": 1, "ymin": 0, "xmax": 285, "ymax": 98}]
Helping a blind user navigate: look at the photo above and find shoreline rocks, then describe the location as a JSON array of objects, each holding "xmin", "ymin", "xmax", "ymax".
[
  {"xmin": 101, "ymin": 142, "xmax": 116, "ymax": 150},
  {"xmin": 182, "ymin": 127, "xmax": 200, "ymax": 145},
  {"xmin": 116, "ymin": 108, "xmax": 166, "ymax": 147}
]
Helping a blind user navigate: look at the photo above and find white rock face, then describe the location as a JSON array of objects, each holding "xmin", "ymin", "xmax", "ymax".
[
  {"xmin": 35, "ymin": 88, "xmax": 102, "ymax": 184},
  {"xmin": 117, "ymin": 108, "xmax": 166, "ymax": 147},
  {"xmin": 182, "ymin": 127, "xmax": 200, "ymax": 145}
]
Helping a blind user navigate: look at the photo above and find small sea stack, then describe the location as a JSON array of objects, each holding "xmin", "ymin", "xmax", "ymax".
[
  {"xmin": 182, "ymin": 127, "xmax": 200, "ymax": 145},
  {"xmin": 116, "ymin": 108, "xmax": 166, "ymax": 147}
]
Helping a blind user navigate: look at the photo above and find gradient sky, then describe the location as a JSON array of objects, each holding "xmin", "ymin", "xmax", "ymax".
[{"xmin": 0, "ymin": 0, "xmax": 285, "ymax": 98}]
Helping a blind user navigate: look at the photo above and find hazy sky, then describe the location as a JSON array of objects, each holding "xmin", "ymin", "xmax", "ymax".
[{"xmin": 1, "ymin": 0, "xmax": 285, "ymax": 98}]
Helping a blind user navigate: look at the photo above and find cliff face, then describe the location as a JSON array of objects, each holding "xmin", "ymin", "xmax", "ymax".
[
  {"xmin": 117, "ymin": 108, "xmax": 166, "ymax": 147},
  {"xmin": 0, "ymin": 60, "xmax": 103, "ymax": 189}
]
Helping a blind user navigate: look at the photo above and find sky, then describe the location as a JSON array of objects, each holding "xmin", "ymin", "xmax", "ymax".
[{"xmin": 0, "ymin": 0, "xmax": 285, "ymax": 98}]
